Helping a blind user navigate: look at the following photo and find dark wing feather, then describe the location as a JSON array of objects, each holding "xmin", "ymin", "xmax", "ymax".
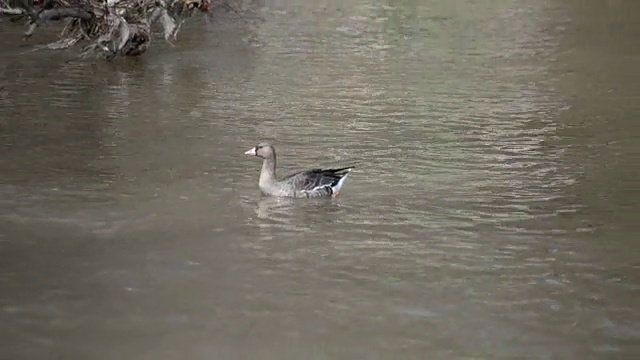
[{"xmin": 281, "ymin": 166, "xmax": 355, "ymax": 192}]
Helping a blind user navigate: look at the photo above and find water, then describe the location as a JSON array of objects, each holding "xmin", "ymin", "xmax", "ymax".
[{"xmin": 1, "ymin": 1, "xmax": 639, "ymax": 359}]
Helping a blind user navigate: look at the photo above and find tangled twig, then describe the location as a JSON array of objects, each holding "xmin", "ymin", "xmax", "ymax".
[{"xmin": 2, "ymin": 0, "xmax": 228, "ymax": 59}]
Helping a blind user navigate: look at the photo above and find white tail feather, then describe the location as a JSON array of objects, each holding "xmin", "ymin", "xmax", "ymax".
[{"xmin": 332, "ymin": 173, "xmax": 350, "ymax": 194}]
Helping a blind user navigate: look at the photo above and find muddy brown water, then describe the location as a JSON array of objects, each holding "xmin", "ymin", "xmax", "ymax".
[{"xmin": 1, "ymin": 1, "xmax": 639, "ymax": 359}]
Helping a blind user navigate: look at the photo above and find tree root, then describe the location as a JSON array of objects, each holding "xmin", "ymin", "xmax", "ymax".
[{"xmin": 2, "ymin": 0, "xmax": 231, "ymax": 59}]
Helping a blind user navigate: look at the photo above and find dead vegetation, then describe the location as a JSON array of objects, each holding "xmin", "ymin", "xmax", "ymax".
[{"xmin": 1, "ymin": 0, "xmax": 243, "ymax": 59}]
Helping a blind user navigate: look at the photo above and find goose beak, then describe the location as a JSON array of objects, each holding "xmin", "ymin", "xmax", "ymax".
[{"xmin": 244, "ymin": 147, "xmax": 257, "ymax": 156}]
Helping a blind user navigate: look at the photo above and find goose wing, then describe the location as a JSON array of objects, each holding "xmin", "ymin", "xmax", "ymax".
[{"xmin": 281, "ymin": 166, "xmax": 354, "ymax": 196}]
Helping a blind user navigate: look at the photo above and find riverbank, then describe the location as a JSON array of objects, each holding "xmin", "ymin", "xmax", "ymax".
[{"xmin": 0, "ymin": 0, "xmax": 246, "ymax": 59}]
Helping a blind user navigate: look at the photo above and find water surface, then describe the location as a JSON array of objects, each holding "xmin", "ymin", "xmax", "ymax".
[{"xmin": 1, "ymin": 1, "xmax": 639, "ymax": 359}]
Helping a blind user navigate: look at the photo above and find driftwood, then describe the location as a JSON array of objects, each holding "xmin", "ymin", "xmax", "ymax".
[{"xmin": 1, "ymin": 0, "xmax": 237, "ymax": 59}]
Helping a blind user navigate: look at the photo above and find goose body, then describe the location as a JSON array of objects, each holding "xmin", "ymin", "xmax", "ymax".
[{"xmin": 244, "ymin": 144, "xmax": 354, "ymax": 198}]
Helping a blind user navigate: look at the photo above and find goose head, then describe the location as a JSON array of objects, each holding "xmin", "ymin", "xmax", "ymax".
[{"xmin": 244, "ymin": 143, "xmax": 275, "ymax": 159}]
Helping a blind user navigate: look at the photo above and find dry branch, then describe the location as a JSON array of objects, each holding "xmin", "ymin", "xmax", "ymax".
[{"xmin": 1, "ymin": 0, "xmax": 232, "ymax": 59}]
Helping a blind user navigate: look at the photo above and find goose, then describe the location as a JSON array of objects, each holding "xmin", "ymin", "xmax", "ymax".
[{"xmin": 244, "ymin": 144, "xmax": 354, "ymax": 198}]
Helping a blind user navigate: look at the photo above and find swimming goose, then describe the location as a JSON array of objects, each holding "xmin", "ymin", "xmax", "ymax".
[{"xmin": 244, "ymin": 144, "xmax": 354, "ymax": 198}]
